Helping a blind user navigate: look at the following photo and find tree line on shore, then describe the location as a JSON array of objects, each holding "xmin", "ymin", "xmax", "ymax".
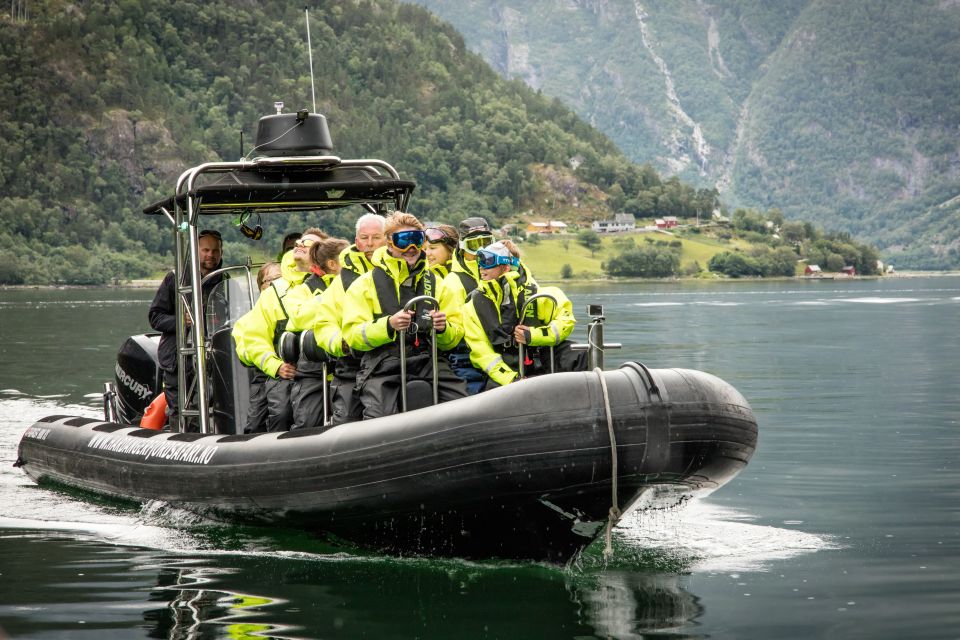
[{"xmin": 0, "ymin": 0, "xmax": 881, "ymax": 285}]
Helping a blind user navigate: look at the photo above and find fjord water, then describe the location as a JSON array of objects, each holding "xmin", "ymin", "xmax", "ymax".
[{"xmin": 1, "ymin": 278, "xmax": 958, "ymax": 639}]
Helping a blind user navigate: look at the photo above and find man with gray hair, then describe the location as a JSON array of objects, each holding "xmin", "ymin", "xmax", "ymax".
[
  {"xmin": 353, "ymin": 212, "xmax": 386, "ymax": 262},
  {"xmin": 307, "ymin": 211, "xmax": 388, "ymax": 425}
]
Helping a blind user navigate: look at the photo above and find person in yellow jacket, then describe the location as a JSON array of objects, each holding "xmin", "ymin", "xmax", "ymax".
[
  {"xmin": 285, "ymin": 236, "xmax": 348, "ymax": 430},
  {"xmin": 341, "ymin": 211, "xmax": 468, "ymax": 419},
  {"xmin": 244, "ymin": 261, "xmax": 282, "ymax": 434},
  {"xmin": 442, "ymin": 217, "xmax": 540, "ymax": 394},
  {"xmin": 440, "ymin": 217, "xmax": 495, "ymax": 394},
  {"xmin": 462, "ymin": 241, "xmax": 585, "ymax": 389},
  {"xmin": 232, "ymin": 228, "xmax": 325, "ymax": 431},
  {"xmin": 303, "ymin": 213, "xmax": 387, "ymax": 425},
  {"xmin": 423, "ymin": 223, "xmax": 459, "ymax": 278}
]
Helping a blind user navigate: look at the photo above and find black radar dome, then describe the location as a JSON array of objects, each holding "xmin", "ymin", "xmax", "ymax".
[{"xmin": 254, "ymin": 110, "xmax": 333, "ymax": 157}]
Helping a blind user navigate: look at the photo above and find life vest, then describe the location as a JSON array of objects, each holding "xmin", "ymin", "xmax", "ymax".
[
  {"xmin": 270, "ymin": 281, "xmax": 291, "ymax": 351},
  {"xmin": 339, "ymin": 246, "xmax": 374, "ymax": 290},
  {"xmin": 451, "ymin": 252, "xmax": 480, "ymax": 301},
  {"xmin": 370, "ymin": 260, "xmax": 438, "ymax": 353},
  {"xmin": 304, "ymin": 273, "xmax": 328, "ymax": 294},
  {"xmin": 340, "ymin": 268, "xmax": 361, "ymax": 290},
  {"xmin": 471, "ymin": 276, "xmax": 545, "ymax": 367}
]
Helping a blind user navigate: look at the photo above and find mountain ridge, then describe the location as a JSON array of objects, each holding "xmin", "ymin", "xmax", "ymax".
[
  {"xmin": 407, "ymin": 0, "xmax": 960, "ymax": 268},
  {"xmin": 0, "ymin": 0, "xmax": 888, "ymax": 284}
]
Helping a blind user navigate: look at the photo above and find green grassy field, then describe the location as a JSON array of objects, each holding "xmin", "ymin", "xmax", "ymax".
[{"xmin": 517, "ymin": 231, "xmax": 748, "ymax": 280}]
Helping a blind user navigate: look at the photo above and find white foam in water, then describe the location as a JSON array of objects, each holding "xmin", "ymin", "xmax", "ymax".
[
  {"xmin": 615, "ymin": 500, "xmax": 837, "ymax": 572},
  {"xmin": 633, "ymin": 302, "xmax": 685, "ymax": 307},
  {"xmin": 838, "ymin": 297, "xmax": 920, "ymax": 304},
  {"xmin": 0, "ymin": 397, "xmax": 167, "ymax": 540}
]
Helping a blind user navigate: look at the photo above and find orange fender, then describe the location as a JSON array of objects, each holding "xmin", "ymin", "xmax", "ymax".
[{"xmin": 140, "ymin": 393, "xmax": 167, "ymax": 430}]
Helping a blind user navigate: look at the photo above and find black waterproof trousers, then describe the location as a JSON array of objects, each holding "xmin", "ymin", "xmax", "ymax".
[{"xmin": 355, "ymin": 350, "xmax": 467, "ymax": 420}]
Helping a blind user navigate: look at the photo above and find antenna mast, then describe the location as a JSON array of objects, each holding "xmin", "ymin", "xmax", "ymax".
[{"xmin": 305, "ymin": 8, "xmax": 317, "ymax": 114}]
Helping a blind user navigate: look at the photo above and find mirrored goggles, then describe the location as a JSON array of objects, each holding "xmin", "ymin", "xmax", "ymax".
[
  {"xmin": 476, "ymin": 249, "xmax": 519, "ymax": 269},
  {"xmin": 460, "ymin": 234, "xmax": 494, "ymax": 253},
  {"xmin": 390, "ymin": 229, "xmax": 425, "ymax": 251},
  {"xmin": 425, "ymin": 227, "xmax": 456, "ymax": 246}
]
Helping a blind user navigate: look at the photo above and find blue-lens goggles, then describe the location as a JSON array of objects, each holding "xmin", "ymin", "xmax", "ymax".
[
  {"xmin": 390, "ymin": 229, "xmax": 425, "ymax": 251},
  {"xmin": 476, "ymin": 249, "xmax": 519, "ymax": 269}
]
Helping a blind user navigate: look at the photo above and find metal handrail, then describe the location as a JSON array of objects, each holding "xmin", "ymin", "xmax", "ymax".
[
  {"xmin": 517, "ymin": 292, "xmax": 558, "ymax": 379},
  {"xmin": 159, "ymin": 152, "xmax": 412, "ymax": 433},
  {"xmin": 322, "ymin": 362, "xmax": 330, "ymax": 426},
  {"xmin": 570, "ymin": 305, "xmax": 622, "ymax": 370},
  {"xmin": 399, "ymin": 295, "xmax": 440, "ymax": 412}
]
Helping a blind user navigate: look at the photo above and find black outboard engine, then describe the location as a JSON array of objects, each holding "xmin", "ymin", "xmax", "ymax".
[{"xmin": 109, "ymin": 334, "xmax": 162, "ymax": 424}]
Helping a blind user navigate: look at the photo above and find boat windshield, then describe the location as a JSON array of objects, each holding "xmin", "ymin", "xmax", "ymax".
[{"xmin": 205, "ymin": 269, "xmax": 256, "ymax": 336}]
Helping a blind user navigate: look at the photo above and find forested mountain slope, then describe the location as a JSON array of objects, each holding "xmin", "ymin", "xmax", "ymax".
[
  {"xmin": 0, "ymin": 0, "xmax": 889, "ymax": 284},
  {"xmin": 408, "ymin": 0, "xmax": 960, "ymax": 269},
  {"xmin": 0, "ymin": 0, "xmax": 638, "ymax": 283}
]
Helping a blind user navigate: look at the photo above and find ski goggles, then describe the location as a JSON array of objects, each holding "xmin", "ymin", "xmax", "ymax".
[
  {"xmin": 459, "ymin": 234, "xmax": 494, "ymax": 253},
  {"xmin": 389, "ymin": 229, "xmax": 425, "ymax": 251},
  {"xmin": 476, "ymin": 249, "xmax": 519, "ymax": 269},
  {"xmin": 425, "ymin": 227, "xmax": 457, "ymax": 248}
]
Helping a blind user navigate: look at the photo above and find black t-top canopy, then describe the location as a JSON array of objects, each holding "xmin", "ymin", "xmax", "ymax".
[{"xmin": 143, "ymin": 158, "xmax": 415, "ymax": 216}]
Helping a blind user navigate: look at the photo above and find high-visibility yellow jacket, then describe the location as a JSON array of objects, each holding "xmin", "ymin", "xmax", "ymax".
[
  {"xmin": 307, "ymin": 244, "xmax": 374, "ymax": 358},
  {"xmin": 429, "ymin": 260, "xmax": 451, "ymax": 279},
  {"xmin": 232, "ymin": 278, "xmax": 293, "ymax": 378},
  {"xmin": 442, "ymin": 251, "xmax": 482, "ymax": 304},
  {"xmin": 285, "ymin": 272, "xmax": 335, "ymax": 333},
  {"xmin": 342, "ymin": 246, "xmax": 463, "ymax": 354},
  {"xmin": 462, "ymin": 270, "xmax": 575, "ymax": 386},
  {"xmin": 280, "ymin": 250, "xmax": 306, "ymax": 287},
  {"xmin": 232, "ymin": 253, "xmax": 315, "ymax": 377}
]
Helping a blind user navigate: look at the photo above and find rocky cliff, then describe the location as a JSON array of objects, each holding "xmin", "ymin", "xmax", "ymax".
[{"xmin": 407, "ymin": 0, "xmax": 960, "ymax": 268}]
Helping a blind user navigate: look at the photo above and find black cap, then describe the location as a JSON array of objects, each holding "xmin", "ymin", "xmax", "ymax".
[{"xmin": 458, "ymin": 217, "xmax": 492, "ymax": 238}]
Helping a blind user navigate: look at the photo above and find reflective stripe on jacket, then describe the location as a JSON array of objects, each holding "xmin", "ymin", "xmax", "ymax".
[
  {"xmin": 342, "ymin": 246, "xmax": 463, "ymax": 354},
  {"xmin": 462, "ymin": 271, "xmax": 575, "ymax": 386}
]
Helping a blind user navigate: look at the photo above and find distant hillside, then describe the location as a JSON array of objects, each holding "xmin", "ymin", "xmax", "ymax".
[
  {"xmin": 0, "ymin": 0, "xmax": 639, "ymax": 283},
  {"xmin": 406, "ymin": 0, "xmax": 960, "ymax": 269},
  {"xmin": 0, "ymin": 0, "xmax": 882, "ymax": 284}
]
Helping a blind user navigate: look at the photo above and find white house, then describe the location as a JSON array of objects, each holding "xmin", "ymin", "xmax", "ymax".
[{"xmin": 592, "ymin": 213, "xmax": 636, "ymax": 233}]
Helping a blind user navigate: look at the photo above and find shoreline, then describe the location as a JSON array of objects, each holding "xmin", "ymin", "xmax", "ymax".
[
  {"xmin": 3, "ymin": 271, "xmax": 959, "ymax": 290},
  {"xmin": 536, "ymin": 270, "xmax": 960, "ymax": 284}
]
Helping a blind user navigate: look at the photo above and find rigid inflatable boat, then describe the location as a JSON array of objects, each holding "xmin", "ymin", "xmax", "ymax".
[{"xmin": 15, "ymin": 109, "xmax": 757, "ymax": 563}]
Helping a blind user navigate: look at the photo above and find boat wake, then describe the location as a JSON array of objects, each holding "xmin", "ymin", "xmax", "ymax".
[{"xmin": 592, "ymin": 500, "xmax": 838, "ymax": 573}]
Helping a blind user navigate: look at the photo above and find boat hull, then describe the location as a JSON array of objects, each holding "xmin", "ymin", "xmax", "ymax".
[{"xmin": 16, "ymin": 365, "xmax": 757, "ymax": 562}]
